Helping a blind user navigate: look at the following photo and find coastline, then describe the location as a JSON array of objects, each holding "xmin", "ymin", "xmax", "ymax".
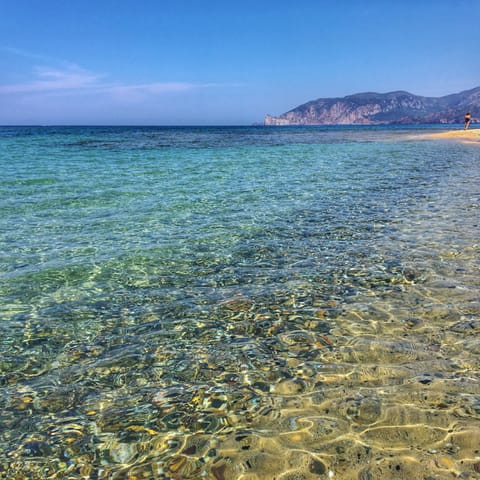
[{"xmin": 423, "ymin": 127, "xmax": 480, "ymax": 143}]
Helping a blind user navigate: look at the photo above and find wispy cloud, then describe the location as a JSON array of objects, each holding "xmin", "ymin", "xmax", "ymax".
[
  {"xmin": 111, "ymin": 82, "xmax": 196, "ymax": 95},
  {"xmin": 0, "ymin": 64, "xmax": 204, "ymax": 97},
  {"xmin": 0, "ymin": 48, "xmax": 222, "ymax": 99},
  {"xmin": 0, "ymin": 65, "xmax": 103, "ymax": 94},
  {"xmin": 1, "ymin": 46, "xmax": 72, "ymax": 66}
]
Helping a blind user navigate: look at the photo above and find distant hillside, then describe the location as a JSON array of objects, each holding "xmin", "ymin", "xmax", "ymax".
[{"xmin": 264, "ymin": 87, "xmax": 480, "ymax": 125}]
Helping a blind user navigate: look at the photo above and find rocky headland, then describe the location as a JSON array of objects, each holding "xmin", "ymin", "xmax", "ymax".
[{"xmin": 265, "ymin": 87, "xmax": 480, "ymax": 125}]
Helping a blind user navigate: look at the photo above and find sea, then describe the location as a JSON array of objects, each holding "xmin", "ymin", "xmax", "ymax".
[{"xmin": 0, "ymin": 125, "xmax": 479, "ymax": 479}]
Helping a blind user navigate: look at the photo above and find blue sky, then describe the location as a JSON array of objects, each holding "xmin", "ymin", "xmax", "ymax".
[{"xmin": 1, "ymin": 0, "xmax": 478, "ymax": 125}]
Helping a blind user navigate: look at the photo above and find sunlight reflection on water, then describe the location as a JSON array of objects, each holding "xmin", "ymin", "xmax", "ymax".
[{"xmin": 0, "ymin": 126, "xmax": 479, "ymax": 479}]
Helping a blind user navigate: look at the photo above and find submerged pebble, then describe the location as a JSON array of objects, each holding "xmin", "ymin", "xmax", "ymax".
[{"xmin": 109, "ymin": 443, "xmax": 137, "ymax": 464}]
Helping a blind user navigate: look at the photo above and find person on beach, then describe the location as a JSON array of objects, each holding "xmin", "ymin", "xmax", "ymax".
[{"xmin": 464, "ymin": 112, "xmax": 472, "ymax": 130}]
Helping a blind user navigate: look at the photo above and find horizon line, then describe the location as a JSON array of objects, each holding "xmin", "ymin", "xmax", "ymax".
[{"xmin": 0, "ymin": 122, "xmax": 467, "ymax": 128}]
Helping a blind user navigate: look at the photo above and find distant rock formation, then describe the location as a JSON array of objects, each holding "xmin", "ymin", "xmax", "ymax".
[{"xmin": 264, "ymin": 87, "xmax": 480, "ymax": 125}]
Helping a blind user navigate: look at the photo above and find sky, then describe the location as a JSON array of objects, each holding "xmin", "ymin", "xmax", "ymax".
[{"xmin": 1, "ymin": 0, "xmax": 479, "ymax": 125}]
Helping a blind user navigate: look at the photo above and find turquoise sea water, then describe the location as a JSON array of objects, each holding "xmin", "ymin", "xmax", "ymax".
[{"xmin": 1, "ymin": 126, "xmax": 479, "ymax": 479}]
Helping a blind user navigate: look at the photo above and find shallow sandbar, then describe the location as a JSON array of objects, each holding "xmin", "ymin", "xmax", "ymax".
[{"xmin": 424, "ymin": 128, "xmax": 480, "ymax": 143}]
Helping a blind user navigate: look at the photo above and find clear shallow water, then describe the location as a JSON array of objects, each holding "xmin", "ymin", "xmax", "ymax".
[{"xmin": 0, "ymin": 125, "xmax": 479, "ymax": 479}]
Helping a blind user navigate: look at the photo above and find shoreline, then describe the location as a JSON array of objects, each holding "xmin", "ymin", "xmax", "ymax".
[{"xmin": 422, "ymin": 127, "xmax": 480, "ymax": 143}]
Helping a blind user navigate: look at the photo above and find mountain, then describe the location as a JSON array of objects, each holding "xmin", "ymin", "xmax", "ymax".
[{"xmin": 264, "ymin": 87, "xmax": 480, "ymax": 125}]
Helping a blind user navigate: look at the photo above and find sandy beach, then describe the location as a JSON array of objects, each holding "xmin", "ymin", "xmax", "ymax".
[{"xmin": 425, "ymin": 127, "xmax": 480, "ymax": 143}]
